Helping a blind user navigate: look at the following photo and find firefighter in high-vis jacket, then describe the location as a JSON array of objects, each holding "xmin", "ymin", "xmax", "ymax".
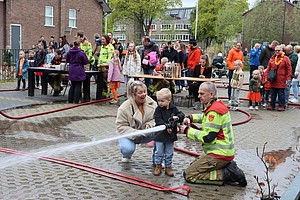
[{"xmin": 179, "ymin": 82, "xmax": 247, "ymax": 186}]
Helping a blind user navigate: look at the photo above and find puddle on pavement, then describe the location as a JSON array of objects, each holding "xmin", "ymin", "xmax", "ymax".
[
  {"xmin": 264, "ymin": 148, "xmax": 295, "ymax": 172},
  {"xmin": 0, "ymin": 115, "xmax": 116, "ymax": 150}
]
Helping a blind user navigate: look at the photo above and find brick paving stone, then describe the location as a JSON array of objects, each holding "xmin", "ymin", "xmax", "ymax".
[{"xmin": 0, "ymin": 77, "xmax": 299, "ymax": 199}]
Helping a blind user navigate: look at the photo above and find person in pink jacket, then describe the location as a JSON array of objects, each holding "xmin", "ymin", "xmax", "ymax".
[{"xmin": 108, "ymin": 50, "xmax": 123, "ymax": 104}]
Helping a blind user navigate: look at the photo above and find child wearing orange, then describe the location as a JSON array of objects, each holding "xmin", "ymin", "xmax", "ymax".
[
  {"xmin": 108, "ymin": 50, "xmax": 122, "ymax": 104},
  {"xmin": 15, "ymin": 51, "xmax": 30, "ymax": 91},
  {"xmin": 247, "ymin": 70, "xmax": 262, "ymax": 110}
]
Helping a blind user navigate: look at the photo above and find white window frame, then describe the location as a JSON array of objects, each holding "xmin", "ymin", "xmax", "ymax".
[
  {"xmin": 10, "ymin": 24, "xmax": 22, "ymax": 49},
  {"xmin": 114, "ymin": 25, "xmax": 126, "ymax": 31},
  {"xmin": 175, "ymin": 24, "xmax": 190, "ymax": 30},
  {"xmin": 114, "ymin": 34, "xmax": 126, "ymax": 41},
  {"xmin": 175, "ymin": 34, "xmax": 190, "ymax": 41},
  {"xmin": 151, "ymin": 24, "xmax": 157, "ymax": 31},
  {"xmin": 161, "ymin": 24, "xmax": 172, "ymax": 31},
  {"xmin": 45, "ymin": 6, "xmax": 54, "ymax": 27},
  {"xmin": 69, "ymin": 9, "xmax": 77, "ymax": 28}
]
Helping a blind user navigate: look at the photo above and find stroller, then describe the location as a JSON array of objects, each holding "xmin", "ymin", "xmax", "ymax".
[{"xmin": 212, "ymin": 55, "xmax": 228, "ymax": 78}]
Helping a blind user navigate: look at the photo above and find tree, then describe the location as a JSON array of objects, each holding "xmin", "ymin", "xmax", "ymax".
[
  {"xmin": 191, "ymin": 0, "xmax": 226, "ymax": 47},
  {"xmin": 242, "ymin": 0, "xmax": 283, "ymax": 48},
  {"xmin": 109, "ymin": 0, "xmax": 181, "ymax": 37},
  {"xmin": 285, "ymin": 6, "xmax": 300, "ymax": 43},
  {"xmin": 215, "ymin": 0, "xmax": 248, "ymax": 44}
]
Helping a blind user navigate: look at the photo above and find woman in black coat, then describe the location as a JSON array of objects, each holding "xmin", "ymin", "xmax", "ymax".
[{"xmin": 188, "ymin": 54, "xmax": 212, "ymax": 109}]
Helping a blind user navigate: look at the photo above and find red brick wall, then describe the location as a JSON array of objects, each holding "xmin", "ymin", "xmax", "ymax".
[{"xmin": 4, "ymin": 0, "xmax": 103, "ymax": 49}]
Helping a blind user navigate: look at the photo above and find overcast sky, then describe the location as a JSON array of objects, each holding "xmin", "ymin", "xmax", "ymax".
[{"xmin": 182, "ymin": 0, "xmax": 256, "ymax": 9}]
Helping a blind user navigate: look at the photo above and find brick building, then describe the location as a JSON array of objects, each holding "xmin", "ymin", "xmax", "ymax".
[
  {"xmin": 0, "ymin": 0, "xmax": 111, "ymax": 49},
  {"xmin": 242, "ymin": 0, "xmax": 300, "ymax": 49}
]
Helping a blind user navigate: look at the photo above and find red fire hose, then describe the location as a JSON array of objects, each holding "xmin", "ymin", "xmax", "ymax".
[
  {"xmin": 0, "ymin": 147, "xmax": 190, "ymax": 196},
  {"xmin": 0, "ymin": 95, "xmax": 124, "ymax": 120}
]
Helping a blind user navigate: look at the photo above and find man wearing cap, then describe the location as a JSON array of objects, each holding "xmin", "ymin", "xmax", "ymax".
[{"xmin": 186, "ymin": 39, "xmax": 202, "ymax": 98}]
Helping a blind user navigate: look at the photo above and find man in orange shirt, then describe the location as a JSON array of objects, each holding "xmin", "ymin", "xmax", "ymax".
[
  {"xmin": 226, "ymin": 42, "xmax": 244, "ymax": 102},
  {"xmin": 186, "ymin": 39, "xmax": 202, "ymax": 98}
]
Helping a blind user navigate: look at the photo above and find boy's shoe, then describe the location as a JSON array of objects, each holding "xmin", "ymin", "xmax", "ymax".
[
  {"xmin": 255, "ymin": 106, "xmax": 259, "ymax": 110},
  {"xmin": 121, "ymin": 157, "xmax": 131, "ymax": 163},
  {"xmin": 267, "ymin": 106, "xmax": 274, "ymax": 110},
  {"xmin": 153, "ymin": 164, "xmax": 162, "ymax": 176},
  {"xmin": 277, "ymin": 106, "xmax": 285, "ymax": 111},
  {"xmin": 165, "ymin": 167, "xmax": 174, "ymax": 177},
  {"xmin": 249, "ymin": 106, "xmax": 254, "ymax": 110},
  {"xmin": 109, "ymin": 99, "xmax": 118, "ymax": 104},
  {"xmin": 262, "ymin": 103, "xmax": 267, "ymax": 107}
]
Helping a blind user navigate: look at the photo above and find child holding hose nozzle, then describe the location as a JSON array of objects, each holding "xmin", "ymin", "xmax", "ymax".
[{"xmin": 153, "ymin": 88, "xmax": 185, "ymax": 176}]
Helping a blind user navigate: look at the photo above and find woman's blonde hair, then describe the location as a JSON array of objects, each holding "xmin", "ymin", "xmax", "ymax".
[
  {"xmin": 127, "ymin": 80, "xmax": 147, "ymax": 98},
  {"xmin": 113, "ymin": 50, "xmax": 120, "ymax": 66}
]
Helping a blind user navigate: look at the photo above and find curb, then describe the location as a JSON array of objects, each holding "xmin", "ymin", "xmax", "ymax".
[{"xmin": 280, "ymin": 172, "xmax": 300, "ymax": 200}]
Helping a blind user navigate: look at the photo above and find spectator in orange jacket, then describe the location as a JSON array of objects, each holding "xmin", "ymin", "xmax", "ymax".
[
  {"xmin": 226, "ymin": 42, "xmax": 244, "ymax": 102},
  {"xmin": 186, "ymin": 39, "xmax": 202, "ymax": 98}
]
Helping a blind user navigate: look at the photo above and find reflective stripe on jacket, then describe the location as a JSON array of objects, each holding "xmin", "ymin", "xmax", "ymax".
[{"xmin": 187, "ymin": 100, "xmax": 234, "ymax": 160}]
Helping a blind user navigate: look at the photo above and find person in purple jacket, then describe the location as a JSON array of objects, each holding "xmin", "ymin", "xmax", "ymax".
[{"xmin": 66, "ymin": 40, "xmax": 89, "ymax": 103}]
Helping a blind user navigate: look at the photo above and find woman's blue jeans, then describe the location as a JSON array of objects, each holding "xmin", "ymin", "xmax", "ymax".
[
  {"xmin": 119, "ymin": 133, "xmax": 156, "ymax": 159},
  {"xmin": 292, "ymin": 81, "xmax": 299, "ymax": 100},
  {"xmin": 270, "ymin": 88, "xmax": 285, "ymax": 108}
]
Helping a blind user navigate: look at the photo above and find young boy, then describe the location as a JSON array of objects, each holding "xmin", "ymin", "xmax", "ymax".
[
  {"xmin": 153, "ymin": 88, "xmax": 185, "ymax": 177},
  {"xmin": 261, "ymin": 65, "xmax": 271, "ymax": 107},
  {"xmin": 15, "ymin": 51, "xmax": 30, "ymax": 91},
  {"xmin": 230, "ymin": 60, "xmax": 244, "ymax": 110}
]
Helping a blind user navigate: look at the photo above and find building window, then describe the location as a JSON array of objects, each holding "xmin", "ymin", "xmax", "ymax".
[
  {"xmin": 114, "ymin": 34, "xmax": 126, "ymax": 41},
  {"xmin": 161, "ymin": 24, "xmax": 172, "ymax": 31},
  {"xmin": 151, "ymin": 24, "xmax": 157, "ymax": 31},
  {"xmin": 69, "ymin": 9, "xmax": 77, "ymax": 28},
  {"xmin": 175, "ymin": 24, "xmax": 191, "ymax": 30},
  {"xmin": 114, "ymin": 25, "xmax": 126, "ymax": 31},
  {"xmin": 45, "ymin": 6, "xmax": 54, "ymax": 26},
  {"xmin": 176, "ymin": 34, "xmax": 190, "ymax": 41}
]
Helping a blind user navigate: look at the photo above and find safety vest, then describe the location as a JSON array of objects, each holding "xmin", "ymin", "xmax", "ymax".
[
  {"xmin": 98, "ymin": 44, "xmax": 114, "ymax": 66},
  {"xmin": 80, "ymin": 40, "xmax": 94, "ymax": 65},
  {"xmin": 187, "ymin": 100, "xmax": 234, "ymax": 160}
]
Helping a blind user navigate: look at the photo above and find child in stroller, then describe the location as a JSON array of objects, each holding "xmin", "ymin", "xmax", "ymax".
[{"xmin": 212, "ymin": 53, "xmax": 228, "ymax": 78}]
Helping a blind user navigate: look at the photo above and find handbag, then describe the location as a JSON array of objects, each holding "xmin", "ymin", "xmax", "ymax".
[{"xmin": 267, "ymin": 67, "xmax": 277, "ymax": 82}]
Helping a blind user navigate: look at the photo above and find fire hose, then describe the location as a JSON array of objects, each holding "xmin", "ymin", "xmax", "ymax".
[
  {"xmin": 0, "ymin": 125, "xmax": 191, "ymax": 196},
  {"xmin": 0, "ymin": 95, "xmax": 124, "ymax": 120},
  {"xmin": 0, "ymin": 147, "xmax": 190, "ymax": 196}
]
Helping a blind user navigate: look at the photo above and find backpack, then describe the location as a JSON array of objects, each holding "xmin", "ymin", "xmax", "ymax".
[{"xmin": 148, "ymin": 51, "xmax": 158, "ymax": 66}]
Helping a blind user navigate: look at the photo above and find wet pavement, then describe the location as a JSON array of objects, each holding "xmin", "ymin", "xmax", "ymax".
[{"xmin": 0, "ymin": 76, "xmax": 299, "ymax": 200}]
